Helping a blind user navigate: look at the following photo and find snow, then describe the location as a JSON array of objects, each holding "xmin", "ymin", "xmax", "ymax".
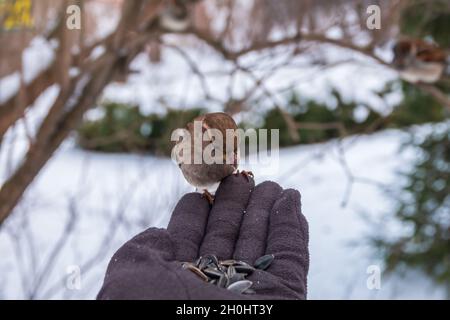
[
  {"xmin": 22, "ymin": 37, "xmax": 55, "ymax": 83},
  {"xmin": 0, "ymin": 126, "xmax": 447, "ymax": 299},
  {"xmin": 0, "ymin": 72, "xmax": 20, "ymax": 104},
  {"xmin": 0, "ymin": 37, "xmax": 55, "ymax": 104},
  {"xmin": 100, "ymin": 36, "xmax": 401, "ymax": 117},
  {"xmin": 0, "ymin": 84, "xmax": 60, "ymax": 185},
  {"xmin": 0, "ymin": 17, "xmax": 444, "ymax": 299},
  {"xmin": 84, "ymin": 1, "xmax": 121, "ymax": 42},
  {"xmin": 89, "ymin": 45, "xmax": 106, "ymax": 61}
]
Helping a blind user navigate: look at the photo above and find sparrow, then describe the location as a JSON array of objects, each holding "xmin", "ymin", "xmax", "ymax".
[
  {"xmin": 392, "ymin": 39, "xmax": 447, "ymax": 84},
  {"xmin": 173, "ymin": 112, "xmax": 253, "ymax": 204}
]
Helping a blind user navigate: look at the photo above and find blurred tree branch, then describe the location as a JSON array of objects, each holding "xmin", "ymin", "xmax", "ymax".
[{"xmin": 0, "ymin": 0, "xmax": 165, "ymax": 225}]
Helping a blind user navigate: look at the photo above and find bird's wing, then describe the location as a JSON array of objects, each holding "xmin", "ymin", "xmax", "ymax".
[
  {"xmin": 416, "ymin": 42, "xmax": 447, "ymax": 63},
  {"xmin": 202, "ymin": 113, "xmax": 239, "ymax": 167}
]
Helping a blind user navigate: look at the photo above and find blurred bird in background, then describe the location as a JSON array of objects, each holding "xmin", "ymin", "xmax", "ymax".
[
  {"xmin": 159, "ymin": 0, "xmax": 195, "ymax": 32},
  {"xmin": 392, "ymin": 38, "xmax": 448, "ymax": 83},
  {"xmin": 174, "ymin": 112, "xmax": 253, "ymax": 204}
]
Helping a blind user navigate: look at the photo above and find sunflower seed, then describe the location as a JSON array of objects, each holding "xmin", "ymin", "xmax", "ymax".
[
  {"xmin": 233, "ymin": 260, "xmax": 252, "ymax": 267},
  {"xmin": 227, "ymin": 280, "xmax": 253, "ymax": 293},
  {"xmin": 220, "ymin": 259, "xmax": 237, "ymax": 266},
  {"xmin": 194, "ymin": 257, "xmax": 202, "ymax": 267},
  {"xmin": 203, "ymin": 267, "xmax": 223, "ymax": 279},
  {"xmin": 183, "ymin": 254, "xmax": 261, "ymax": 294},
  {"xmin": 218, "ymin": 274, "xmax": 228, "ymax": 288},
  {"xmin": 254, "ymin": 254, "xmax": 275, "ymax": 270},
  {"xmin": 199, "ymin": 254, "xmax": 219, "ymax": 269},
  {"xmin": 181, "ymin": 262, "xmax": 196, "ymax": 270},
  {"xmin": 228, "ymin": 273, "xmax": 245, "ymax": 284},
  {"xmin": 208, "ymin": 254, "xmax": 219, "ymax": 266},
  {"xmin": 198, "ymin": 257, "xmax": 209, "ymax": 270},
  {"xmin": 227, "ymin": 265, "xmax": 236, "ymax": 278},
  {"xmin": 185, "ymin": 264, "xmax": 209, "ymax": 282},
  {"xmin": 217, "ymin": 264, "xmax": 227, "ymax": 273},
  {"xmin": 234, "ymin": 264, "xmax": 255, "ymax": 275}
]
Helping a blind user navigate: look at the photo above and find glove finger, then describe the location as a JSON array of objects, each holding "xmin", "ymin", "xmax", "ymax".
[
  {"xmin": 167, "ymin": 193, "xmax": 211, "ymax": 261},
  {"xmin": 233, "ymin": 181, "xmax": 283, "ymax": 265},
  {"xmin": 265, "ymin": 189, "xmax": 309, "ymax": 287},
  {"xmin": 199, "ymin": 173, "xmax": 255, "ymax": 260}
]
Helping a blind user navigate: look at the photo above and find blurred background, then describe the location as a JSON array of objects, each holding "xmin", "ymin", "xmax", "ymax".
[{"xmin": 0, "ymin": 0, "xmax": 449, "ymax": 299}]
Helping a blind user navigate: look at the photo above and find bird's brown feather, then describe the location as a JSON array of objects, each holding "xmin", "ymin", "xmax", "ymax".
[{"xmin": 178, "ymin": 112, "xmax": 239, "ymax": 190}]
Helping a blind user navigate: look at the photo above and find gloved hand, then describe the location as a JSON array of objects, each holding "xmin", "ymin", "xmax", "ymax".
[{"xmin": 97, "ymin": 174, "xmax": 309, "ymax": 300}]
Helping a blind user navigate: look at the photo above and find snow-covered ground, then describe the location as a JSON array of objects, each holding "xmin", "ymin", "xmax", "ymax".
[{"xmin": 0, "ymin": 126, "xmax": 446, "ymax": 299}]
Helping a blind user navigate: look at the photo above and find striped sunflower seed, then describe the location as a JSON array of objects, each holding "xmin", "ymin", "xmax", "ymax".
[
  {"xmin": 254, "ymin": 254, "xmax": 275, "ymax": 270},
  {"xmin": 185, "ymin": 264, "xmax": 209, "ymax": 282},
  {"xmin": 227, "ymin": 280, "xmax": 253, "ymax": 294}
]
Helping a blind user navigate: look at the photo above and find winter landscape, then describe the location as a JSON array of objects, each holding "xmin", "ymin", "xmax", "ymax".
[{"xmin": 0, "ymin": 0, "xmax": 448, "ymax": 300}]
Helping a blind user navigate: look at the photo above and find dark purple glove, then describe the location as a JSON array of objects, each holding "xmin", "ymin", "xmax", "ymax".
[{"xmin": 97, "ymin": 174, "xmax": 309, "ymax": 300}]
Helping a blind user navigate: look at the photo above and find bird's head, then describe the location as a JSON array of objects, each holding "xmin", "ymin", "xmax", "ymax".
[
  {"xmin": 392, "ymin": 40, "xmax": 414, "ymax": 70},
  {"xmin": 173, "ymin": 113, "xmax": 239, "ymax": 167}
]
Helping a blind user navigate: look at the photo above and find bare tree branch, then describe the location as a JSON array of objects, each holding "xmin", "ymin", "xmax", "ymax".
[{"xmin": 0, "ymin": 0, "xmax": 166, "ymax": 225}]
